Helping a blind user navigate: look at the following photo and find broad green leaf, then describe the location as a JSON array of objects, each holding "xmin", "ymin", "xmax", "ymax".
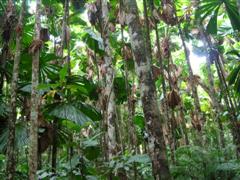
[
  {"xmin": 82, "ymin": 139, "xmax": 98, "ymax": 148},
  {"xmin": 126, "ymin": 154, "xmax": 151, "ymax": 164},
  {"xmin": 69, "ymin": 12, "xmax": 87, "ymax": 26},
  {"xmin": 75, "ymin": 102, "xmax": 102, "ymax": 121},
  {"xmin": 47, "ymin": 103, "xmax": 92, "ymax": 125},
  {"xmin": 59, "ymin": 64, "xmax": 68, "ymax": 82},
  {"xmin": 114, "ymin": 77, "xmax": 128, "ymax": 104},
  {"xmin": 228, "ymin": 64, "xmax": 240, "ymax": 85},
  {"xmin": 133, "ymin": 115, "xmax": 145, "ymax": 129},
  {"xmin": 0, "ymin": 122, "xmax": 28, "ymax": 152},
  {"xmin": 82, "ymin": 28, "xmax": 104, "ymax": 55},
  {"xmin": 235, "ymin": 72, "xmax": 240, "ymax": 93},
  {"xmin": 224, "ymin": 1, "xmax": 240, "ymax": 31},
  {"xmin": 226, "ymin": 50, "xmax": 240, "ymax": 57},
  {"xmin": 206, "ymin": 6, "xmax": 220, "ymax": 34},
  {"xmin": 62, "ymin": 120, "xmax": 82, "ymax": 132},
  {"xmin": 217, "ymin": 161, "xmax": 240, "ymax": 171}
]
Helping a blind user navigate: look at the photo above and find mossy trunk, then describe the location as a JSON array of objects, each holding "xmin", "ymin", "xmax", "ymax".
[
  {"xmin": 101, "ymin": 0, "xmax": 118, "ymax": 163},
  {"xmin": 28, "ymin": 0, "xmax": 41, "ymax": 179},
  {"xmin": 123, "ymin": 0, "xmax": 171, "ymax": 179},
  {"xmin": 6, "ymin": 0, "xmax": 25, "ymax": 179}
]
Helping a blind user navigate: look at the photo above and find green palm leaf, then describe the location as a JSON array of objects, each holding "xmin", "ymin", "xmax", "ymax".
[{"xmin": 45, "ymin": 102, "xmax": 93, "ymax": 126}]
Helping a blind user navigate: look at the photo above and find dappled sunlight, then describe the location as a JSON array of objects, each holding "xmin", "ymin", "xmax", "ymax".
[{"xmin": 0, "ymin": 0, "xmax": 239, "ymax": 179}]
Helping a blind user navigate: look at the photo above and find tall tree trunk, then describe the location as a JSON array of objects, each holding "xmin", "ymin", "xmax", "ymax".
[
  {"xmin": 177, "ymin": 24, "xmax": 204, "ymax": 135},
  {"xmin": 101, "ymin": 0, "xmax": 118, "ymax": 166},
  {"xmin": 28, "ymin": 0, "xmax": 41, "ymax": 179},
  {"xmin": 194, "ymin": 0, "xmax": 240, "ymax": 156},
  {"xmin": 199, "ymin": 26, "xmax": 240, "ymax": 155},
  {"xmin": 143, "ymin": 0, "xmax": 152, "ymax": 60},
  {"xmin": 6, "ymin": 0, "xmax": 25, "ymax": 179},
  {"xmin": 123, "ymin": 0, "xmax": 171, "ymax": 179},
  {"xmin": 0, "ymin": 0, "xmax": 15, "ymax": 94},
  {"xmin": 119, "ymin": 0, "xmax": 137, "ymax": 153},
  {"xmin": 201, "ymin": 34, "xmax": 225, "ymax": 148},
  {"xmin": 51, "ymin": 0, "xmax": 70, "ymax": 172},
  {"xmin": 60, "ymin": 0, "xmax": 69, "ymax": 62},
  {"xmin": 121, "ymin": 17, "xmax": 138, "ymax": 178},
  {"xmin": 51, "ymin": 118, "xmax": 58, "ymax": 173},
  {"xmin": 62, "ymin": 0, "xmax": 71, "ymax": 74}
]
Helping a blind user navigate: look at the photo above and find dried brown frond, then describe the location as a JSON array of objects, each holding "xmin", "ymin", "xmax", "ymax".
[
  {"xmin": 121, "ymin": 45, "xmax": 132, "ymax": 61},
  {"xmin": 40, "ymin": 28, "xmax": 50, "ymax": 42},
  {"xmin": 152, "ymin": 65, "xmax": 162, "ymax": 81},
  {"xmin": 15, "ymin": 24, "xmax": 23, "ymax": 35},
  {"xmin": 191, "ymin": 111, "xmax": 202, "ymax": 131},
  {"xmin": 109, "ymin": 22, "xmax": 116, "ymax": 32},
  {"xmin": 167, "ymin": 89, "xmax": 181, "ymax": 109},
  {"xmin": 87, "ymin": 2, "xmax": 99, "ymax": 26},
  {"xmin": 161, "ymin": 37, "xmax": 170, "ymax": 58},
  {"xmin": 29, "ymin": 39, "xmax": 43, "ymax": 54}
]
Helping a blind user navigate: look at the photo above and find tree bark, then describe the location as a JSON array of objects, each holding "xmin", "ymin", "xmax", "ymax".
[
  {"xmin": 51, "ymin": 0, "xmax": 70, "ymax": 173},
  {"xmin": 60, "ymin": 0, "xmax": 68, "ymax": 57},
  {"xmin": 123, "ymin": 0, "xmax": 171, "ymax": 179},
  {"xmin": 6, "ymin": 0, "xmax": 25, "ymax": 179},
  {"xmin": 51, "ymin": 118, "xmax": 58, "ymax": 173},
  {"xmin": 199, "ymin": 27, "xmax": 240, "ymax": 156},
  {"xmin": 194, "ymin": 0, "xmax": 240, "ymax": 156},
  {"xmin": 203, "ymin": 37, "xmax": 225, "ymax": 148},
  {"xmin": 143, "ymin": 0, "xmax": 152, "ymax": 60},
  {"xmin": 101, "ymin": 0, "xmax": 118, "ymax": 163},
  {"xmin": 0, "ymin": 0, "xmax": 16, "ymax": 94},
  {"xmin": 177, "ymin": 24, "xmax": 204, "ymax": 134},
  {"xmin": 119, "ymin": 0, "xmax": 137, "ymax": 153},
  {"xmin": 62, "ymin": 0, "xmax": 71, "ymax": 74},
  {"xmin": 28, "ymin": 0, "xmax": 41, "ymax": 179}
]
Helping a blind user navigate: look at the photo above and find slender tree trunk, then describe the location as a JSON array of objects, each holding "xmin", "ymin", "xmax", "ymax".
[
  {"xmin": 51, "ymin": 0, "xmax": 70, "ymax": 172},
  {"xmin": 143, "ymin": 0, "xmax": 152, "ymax": 60},
  {"xmin": 177, "ymin": 24, "xmax": 204, "ymax": 135},
  {"xmin": 116, "ymin": 105, "xmax": 125, "ymax": 151},
  {"xmin": 6, "ymin": 0, "xmax": 25, "ymax": 179},
  {"xmin": 204, "ymin": 41, "xmax": 225, "ymax": 148},
  {"xmin": 28, "ymin": 0, "xmax": 41, "ymax": 179},
  {"xmin": 169, "ymin": 57, "xmax": 189, "ymax": 146},
  {"xmin": 38, "ymin": 153, "xmax": 42, "ymax": 169},
  {"xmin": 201, "ymin": 29, "xmax": 240, "ymax": 155},
  {"xmin": 119, "ymin": 0, "xmax": 137, "ymax": 153},
  {"xmin": 179, "ymin": 107, "xmax": 189, "ymax": 145},
  {"xmin": 51, "ymin": 118, "xmax": 58, "ymax": 173},
  {"xmin": 101, "ymin": 0, "xmax": 118, "ymax": 167},
  {"xmin": 64, "ymin": 0, "xmax": 71, "ymax": 75},
  {"xmin": 123, "ymin": 0, "xmax": 171, "ymax": 179},
  {"xmin": 165, "ymin": 53, "xmax": 177, "ymax": 162},
  {"xmin": 0, "ymin": 0, "xmax": 15, "ymax": 94},
  {"xmin": 150, "ymin": 0, "xmax": 185, "ymax": 148},
  {"xmin": 60, "ymin": 0, "xmax": 69, "ymax": 61},
  {"xmin": 192, "ymin": 0, "xmax": 225, "ymax": 148},
  {"xmin": 121, "ymin": 21, "xmax": 138, "ymax": 179},
  {"xmin": 194, "ymin": 0, "xmax": 240, "ymax": 156}
]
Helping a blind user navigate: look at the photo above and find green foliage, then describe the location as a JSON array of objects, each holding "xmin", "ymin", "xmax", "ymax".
[
  {"xmin": 196, "ymin": 0, "xmax": 240, "ymax": 34},
  {"xmin": 0, "ymin": 0, "xmax": 240, "ymax": 179},
  {"xmin": 82, "ymin": 28, "xmax": 104, "ymax": 55},
  {"xmin": 228, "ymin": 63, "xmax": 240, "ymax": 92},
  {"xmin": 133, "ymin": 115, "xmax": 145, "ymax": 129},
  {"xmin": 0, "ymin": 122, "xmax": 28, "ymax": 152},
  {"xmin": 172, "ymin": 146, "xmax": 240, "ymax": 179},
  {"xmin": 45, "ymin": 102, "xmax": 92, "ymax": 125},
  {"xmin": 114, "ymin": 77, "xmax": 128, "ymax": 104}
]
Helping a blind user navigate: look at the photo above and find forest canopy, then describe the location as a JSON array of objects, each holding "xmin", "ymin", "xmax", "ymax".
[{"xmin": 0, "ymin": 0, "xmax": 240, "ymax": 179}]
